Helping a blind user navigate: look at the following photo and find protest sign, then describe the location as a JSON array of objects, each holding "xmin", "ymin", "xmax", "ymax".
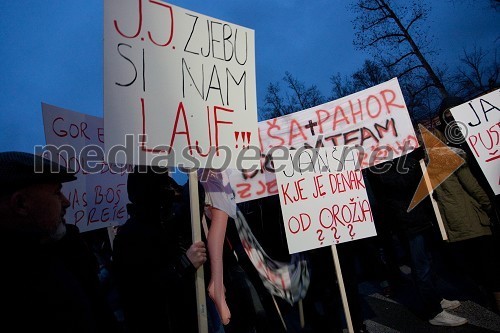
[
  {"xmin": 273, "ymin": 146, "xmax": 377, "ymax": 254},
  {"xmin": 231, "ymin": 78, "xmax": 418, "ymax": 203},
  {"xmin": 449, "ymin": 89, "xmax": 499, "ymax": 195},
  {"xmin": 42, "ymin": 103, "xmax": 130, "ymax": 233},
  {"xmin": 104, "ymin": 0, "xmax": 259, "ymax": 169}
]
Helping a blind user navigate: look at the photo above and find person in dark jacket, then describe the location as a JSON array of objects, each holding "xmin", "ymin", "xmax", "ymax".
[
  {"xmin": 0, "ymin": 151, "xmax": 120, "ymax": 333},
  {"xmin": 435, "ymin": 96, "xmax": 493, "ymax": 195},
  {"xmin": 368, "ymin": 148, "xmax": 468, "ymax": 327},
  {"xmin": 112, "ymin": 166, "xmax": 207, "ymax": 333},
  {"xmin": 436, "ymin": 95, "xmax": 500, "ymax": 219},
  {"xmin": 431, "ymin": 128, "xmax": 500, "ymax": 313}
]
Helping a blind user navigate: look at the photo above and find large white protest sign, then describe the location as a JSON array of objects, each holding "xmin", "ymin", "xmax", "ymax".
[
  {"xmin": 230, "ymin": 78, "xmax": 418, "ymax": 203},
  {"xmin": 450, "ymin": 89, "xmax": 499, "ymax": 195},
  {"xmin": 273, "ymin": 146, "xmax": 377, "ymax": 254},
  {"xmin": 104, "ymin": 0, "xmax": 258, "ymax": 169},
  {"xmin": 42, "ymin": 103, "xmax": 130, "ymax": 232}
]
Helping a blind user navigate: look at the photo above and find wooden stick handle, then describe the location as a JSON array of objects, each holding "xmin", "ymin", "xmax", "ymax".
[
  {"xmin": 331, "ymin": 245, "xmax": 354, "ymax": 333},
  {"xmin": 189, "ymin": 169, "xmax": 208, "ymax": 333},
  {"xmin": 419, "ymin": 159, "xmax": 448, "ymax": 241}
]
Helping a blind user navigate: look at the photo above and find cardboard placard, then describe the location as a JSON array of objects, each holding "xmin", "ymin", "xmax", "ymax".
[
  {"xmin": 273, "ymin": 146, "xmax": 377, "ymax": 254},
  {"xmin": 42, "ymin": 103, "xmax": 130, "ymax": 232},
  {"xmin": 449, "ymin": 89, "xmax": 499, "ymax": 195},
  {"xmin": 104, "ymin": 0, "xmax": 259, "ymax": 169},
  {"xmin": 231, "ymin": 78, "xmax": 417, "ymax": 203}
]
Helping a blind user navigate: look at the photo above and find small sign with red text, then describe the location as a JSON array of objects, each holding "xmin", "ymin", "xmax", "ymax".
[
  {"xmin": 42, "ymin": 103, "xmax": 130, "ymax": 232},
  {"xmin": 273, "ymin": 146, "xmax": 377, "ymax": 254},
  {"xmin": 449, "ymin": 89, "xmax": 499, "ymax": 195}
]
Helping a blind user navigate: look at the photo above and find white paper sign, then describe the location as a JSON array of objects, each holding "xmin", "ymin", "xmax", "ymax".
[
  {"xmin": 42, "ymin": 103, "xmax": 130, "ymax": 232},
  {"xmin": 273, "ymin": 146, "xmax": 377, "ymax": 254},
  {"xmin": 450, "ymin": 89, "xmax": 500, "ymax": 195},
  {"xmin": 104, "ymin": 0, "xmax": 258, "ymax": 169},
  {"xmin": 231, "ymin": 78, "xmax": 418, "ymax": 203}
]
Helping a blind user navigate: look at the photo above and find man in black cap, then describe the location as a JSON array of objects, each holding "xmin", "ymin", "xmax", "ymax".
[
  {"xmin": 112, "ymin": 165, "xmax": 207, "ymax": 333},
  {"xmin": 0, "ymin": 151, "xmax": 76, "ymax": 239},
  {"xmin": 0, "ymin": 151, "xmax": 119, "ymax": 332}
]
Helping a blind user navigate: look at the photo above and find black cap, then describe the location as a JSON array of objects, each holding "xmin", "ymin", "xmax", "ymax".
[
  {"xmin": 127, "ymin": 165, "xmax": 181, "ymax": 205},
  {"xmin": 0, "ymin": 151, "xmax": 77, "ymax": 194}
]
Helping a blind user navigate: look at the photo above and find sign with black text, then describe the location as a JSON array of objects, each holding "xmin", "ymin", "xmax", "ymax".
[
  {"xmin": 104, "ymin": 0, "xmax": 259, "ymax": 169},
  {"xmin": 273, "ymin": 146, "xmax": 377, "ymax": 254},
  {"xmin": 450, "ymin": 89, "xmax": 499, "ymax": 195},
  {"xmin": 231, "ymin": 78, "xmax": 417, "ymax": 202}
]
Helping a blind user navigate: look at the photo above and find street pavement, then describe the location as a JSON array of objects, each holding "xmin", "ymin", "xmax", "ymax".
[
  {"xmin": 358, "ymin": 272, "xmax": 500, "ymax": 333},
  {"xmin": 362, "ymin": 290, "xmax": 500, "ymax": 332}
]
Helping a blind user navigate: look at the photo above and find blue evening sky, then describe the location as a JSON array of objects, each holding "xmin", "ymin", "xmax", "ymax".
[{"xmin": 0, "ymin": 0, "xmax": 498, "ymax": 156}]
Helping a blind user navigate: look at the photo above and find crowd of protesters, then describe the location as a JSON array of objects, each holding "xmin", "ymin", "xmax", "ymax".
[{"xmin": 0, "ymin": 95, "xmax": 499, "ymax": 332}]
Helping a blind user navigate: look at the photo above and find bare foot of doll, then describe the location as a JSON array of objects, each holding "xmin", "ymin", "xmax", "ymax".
[{"xmin": 208, "ymin": 281, "xmax": 231, "ymax": 325}]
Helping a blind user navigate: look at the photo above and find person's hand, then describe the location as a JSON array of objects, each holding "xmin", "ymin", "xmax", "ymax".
[{"xmin": 186, "ymin": 241, "xmax": 207, "ymax": 269}]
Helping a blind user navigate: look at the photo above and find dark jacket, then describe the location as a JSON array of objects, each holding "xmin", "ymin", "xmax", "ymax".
[
  {"xmin": 0, "ymin": 224, "xmax": 118, "ymax": 333},
  {"xmin": 112, "ymin": 204, "xmax": 197, "ymax": 333},
  {"xmin": 436, "ymin": 97, "xmax": 494, "ymax": 199},
  {"xmin": 368, "ymin": 149, "xmax": 435, "ymax": 236},
  {"xmin": 428, "ymin": 151, "xmax": 492, "ymax": 242}
]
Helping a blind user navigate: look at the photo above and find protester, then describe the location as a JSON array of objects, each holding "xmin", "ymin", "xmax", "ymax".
[
  {"xmin": 0, "ymin": 151, "xmax": 120, "ymax": 332},
  {"xmin": 429, "ymin": 128, "xmax": 500, "ymax": 314},
  {"xmin": 436, "ymin": 96, "xmax": 500, "ymax": 229},
  {"xmin": 367, "ymin": 148, "xmax": 468, "ymax": 326},
  {"xmin": 435, "ymin": 96, "xmax": 494, "ymax": 195},
  {"xmin": 112, "ymin": 166, "xmax": 207, "ymax": 332}
]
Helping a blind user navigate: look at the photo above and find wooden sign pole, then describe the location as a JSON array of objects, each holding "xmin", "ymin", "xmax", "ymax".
[
  {"xmin": 298, "ymin": 299, "xmax": 305, "ymax": 328},
  {"xmin": 189, "ymin": 169, "xmax": 208, "ymax": 333},
  {"xmin": 419, "ymin": 159, "xmax": 448, "ymax": 241},
  {"xmin": 331, "ymin": 245, "xmax": 354, "ymax": 333}
]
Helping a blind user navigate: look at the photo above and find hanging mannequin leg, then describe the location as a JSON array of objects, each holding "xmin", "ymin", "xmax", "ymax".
[{"xmin": 207, "ymin": 207, "xmax": 231, "ymax": 325}]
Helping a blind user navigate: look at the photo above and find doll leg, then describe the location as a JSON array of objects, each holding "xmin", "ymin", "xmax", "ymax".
[{"xmin": 207, "ymin": 207, "xmax": 231, "ymax": 325}]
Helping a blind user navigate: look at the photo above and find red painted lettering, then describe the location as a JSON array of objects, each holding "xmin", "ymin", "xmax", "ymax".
[
  {"xmin": 236, "ymin": 183, "xmax": 252, "ymax": 199},
  {"xmin": 168, "ymin": 101, "xmax": 192, "ymax": 154},
  {"xmin": 380, "ymin": 89, "xmax": 405, "ymax": 114},
  {"xmin": 266, "ymin": 119, "xmax": 286, "ymax": 147},
  {"xmin": 213, "ymin": 105, "xmax": 234, "ymax": 154},
  {"xmin": 349, "ymin": 99, "xmax": 363, "ymax": 124},
  {"xmin": 288, "ymin": 119, "xmax": 307, "ymax": 145},
  {"xmin": 315, "ymin": 109, "xmax": 330, "ymax": 134},
  {"xmin": 333, "ymin": 106, "xmax": 350, "ymax": 130},
  {"xmin": 366, "ymin": 95, "xmax": 382, "ymax": 118}
]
